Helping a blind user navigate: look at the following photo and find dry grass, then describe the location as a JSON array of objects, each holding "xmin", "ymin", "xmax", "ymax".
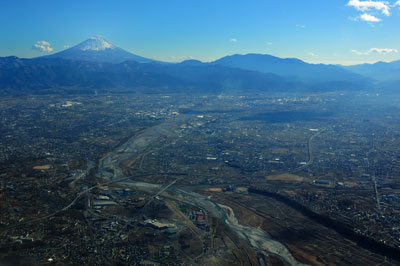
[
  {"xmin": 32, "ymin": 164, "xmax": 51, "ymax": 170},
  {"xmin": 206, "ymin": 187, "xmax": 223, "ymax": 192},
  {"xmin": 267, "ymin": 173, "xmax": 304, "ymax": 182}
]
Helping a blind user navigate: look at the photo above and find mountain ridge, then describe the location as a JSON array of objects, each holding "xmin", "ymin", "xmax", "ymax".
[
  {"xmin": 42, "ymin": 36, "xmax": 158, "ymax": 64},
  {"xmin": 343, "ymin": 60, "xmax": 400, "ymax": 81},
  {"xmin": 0, "ymin": 55, "xmax": 371, "ymax": 95},
  {"xmin": 212, "ymin": 53, "xmax": 367, "ymax": 84},
  {"xmin": 0, "ymin": 36, "xmax": 392, "ymax": 95}
]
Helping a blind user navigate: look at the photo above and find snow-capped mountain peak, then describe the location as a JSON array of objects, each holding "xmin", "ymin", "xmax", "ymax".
[
  {"xmin": 43, "ymin": 36, "xmax": 157, "ymax": 64},
  {"xmin": 75, "ymin": 36, "xmax": 116, "ymax": 51}
]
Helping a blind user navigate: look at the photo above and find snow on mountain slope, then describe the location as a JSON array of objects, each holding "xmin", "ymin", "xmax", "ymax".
[
  {"xmin": 73, "ymin": 36, "xmax": 116, "ymax": 51},
  {"xmin": 43, "ymin": 36, "xmax": 157, "ymax": 64}
]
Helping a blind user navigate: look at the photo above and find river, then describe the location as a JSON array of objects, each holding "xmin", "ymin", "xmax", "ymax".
[{"xmin": 96, "ymin": 113, "xmax": 307, "ymax": 265}]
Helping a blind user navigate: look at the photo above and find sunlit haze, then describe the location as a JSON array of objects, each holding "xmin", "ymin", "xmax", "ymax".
[{"xmin": 1, "ymin": 0, "xmax": 400, "ymax": 65}]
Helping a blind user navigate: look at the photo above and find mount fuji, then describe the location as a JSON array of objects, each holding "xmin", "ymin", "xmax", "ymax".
[
  {"xmin": 0, "ymin": 36, "xmax": 377, "ymax": 95},
  {"xmin": 43, "ymin": 36, "xmax": 157, "ymax": 64}
]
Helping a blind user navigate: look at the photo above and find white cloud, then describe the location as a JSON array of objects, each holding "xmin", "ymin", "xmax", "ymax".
[
  {"xmin": 352, "ymin": 47, "xmax": 398, "ymax": 55},
  {"xmin": 360, "ymin": 13, "xmax": 381, "ymax": 21},
  {"xmin": 33, "ymin": 40, "xmax": 53, "ymax": 52},
  {"xmin": 368, "ymin": 47, "xmax": 398, "ymax": 53},
  {"xmin": 267, "ymin": 42, "xmax": 273, "ymax": 45},
  {"xmin": 230, "ymin": 38, "xmax": 238, "ymax": 42},
  {"xmin": 40, "ymin": 40, "xmax": 50, "ymax": 46},
  {"xmin": 351, "ymin": 49, "xmax": 364, "ymax": 55},
  {"xmin": 347, "ymin": 0, "xmax": 391, "ymax": 16},
  {"xmin": 296, "ymin": 24, "xmax": 306, "ymax": 28},
  {"xmin": 308, "ymin": 52, "xmax": 318, "ymax": 57},
  {"xmin": 395, "ymin": 0, "xmax": 400, "ymax": 6}
]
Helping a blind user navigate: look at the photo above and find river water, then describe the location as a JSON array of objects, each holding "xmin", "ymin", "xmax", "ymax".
[
  {"xmin": 219, "ymin": 204, "xmax": 308, "ymax": 266},
  {"xmin": 96, "ymin": 113, "xmax": 307, "ymax": 265}
]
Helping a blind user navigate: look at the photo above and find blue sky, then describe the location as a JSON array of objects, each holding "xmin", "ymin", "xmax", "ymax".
[{"xmin": 1, "ymin": 0, "xmax": 399, "ymax": 65}]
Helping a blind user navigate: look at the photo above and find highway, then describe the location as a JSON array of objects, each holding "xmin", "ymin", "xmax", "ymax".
[
  {"xmin": 6, "ymin": 114, "xmax": 325, "ymax": 265},
  {"xmin": 291, "ymin": 128, "xmax": 325, "ymax": 173},
  {"xmin": 265, "ymin": 128, "xmax": 326, "ymax": 178}
]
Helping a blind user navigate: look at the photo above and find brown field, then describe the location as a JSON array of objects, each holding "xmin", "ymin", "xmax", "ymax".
[
  {"xmin": 32, "ymin": 164, "xmax": 51, "ymax": 170},
  {"xmin": 344, "ymin": 181, "xmax": 359, "ymax": 187},
  {"xmin": 267, "ymin": 173, "xmax": 304, "ymax": 182},
  {"xmin": 206, "ymin": 187, "xmax": 223, "ymax": 192},
  {"xmin": 236, "ymin": 187, "xmax": 248, "ymax": 192},
  {"xmin": 202, "ymin": 191, "xmax": 399, "ymax": 266}
]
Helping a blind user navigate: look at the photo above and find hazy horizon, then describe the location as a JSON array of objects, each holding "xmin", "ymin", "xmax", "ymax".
[{"xmin": 1, "ymin": 0, "xmax": 400, "ymax": 65}]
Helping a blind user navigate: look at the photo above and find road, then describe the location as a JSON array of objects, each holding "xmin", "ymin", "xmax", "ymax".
[
  {"xmin": 8, "ymin": 113, "xmax": 321, "ymax": 265},
  {"xmin": 366, "ymin": 138, "xmax": 381, "ymax": 212},
  {"xmin": 292, "ymin": 129, "xmax": 325, "ymax": 173},
  {"xmin": 264, "ymin": 129, "xmax": 326, "ymax": 179}
]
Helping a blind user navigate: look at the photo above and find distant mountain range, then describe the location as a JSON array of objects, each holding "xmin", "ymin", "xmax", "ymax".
[
  {"xmin": 0, "ymin": 36, "xmax": 398, "ymax": 95},
  {"xmin": 0, "ymin": 56, "xmax": 303, "ymax": 95},
  {"xmin": 343, "ymin": 60, "xmax": 400, "ymax": 92},
  {"xmin": 343, "ymin": 60, "xmax": 400, "ymax": 81},
  {"xmin": 213, "ymin": 54, "xmax": 363, "ymax": 83}
]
